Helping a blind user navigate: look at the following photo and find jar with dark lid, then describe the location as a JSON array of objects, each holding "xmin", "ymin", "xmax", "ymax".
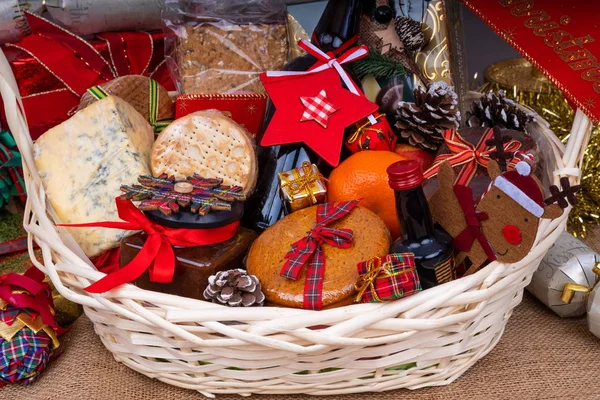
[{"xmin": 120, "ymin": 201, "xmax": 257, "ymax": 300}]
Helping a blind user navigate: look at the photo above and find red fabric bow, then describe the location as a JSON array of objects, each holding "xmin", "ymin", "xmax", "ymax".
[
  {"xmin": 0, "ymin": 267, "xmax": 57, "ymax": 329},
  {"xmin": 424, "ymin": 128, "xmax": 522, "ymax": 186},
  {"xmin": 280, "ymin": 200, "xmax": 359, "ymax": 310},
  {"xmin": 4, "ymin": 12, "xmax": 172, "ymax": 140},
  {"xmin": 452, "ymin": 185, "xmax": 497, "ymax": 263},
  {"xmin": 59, "ymin": 198, "xmax": 239, "ymax": 294}
]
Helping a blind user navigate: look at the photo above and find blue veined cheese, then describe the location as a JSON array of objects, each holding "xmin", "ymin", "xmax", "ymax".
[{"xmin": 34, "ymin": 96, "xmax": 154, "ymax": 257}]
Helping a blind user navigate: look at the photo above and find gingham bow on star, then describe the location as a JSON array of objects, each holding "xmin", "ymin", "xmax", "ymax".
[
  {"xmin": 280, "ymin": 200, "xmax": 360, "ymax": 310},
  {"xmin": 424, "ymin": 128, "xmax": 522, "ymax": 186}
]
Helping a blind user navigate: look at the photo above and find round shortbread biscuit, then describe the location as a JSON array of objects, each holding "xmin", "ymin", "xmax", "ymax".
[{"xmin": 151, "ymin": 110, "xmax": 258, "ymax": 195}]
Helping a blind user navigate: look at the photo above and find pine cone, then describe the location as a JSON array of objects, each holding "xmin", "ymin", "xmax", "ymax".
[
  {"xmin": 466, "ymin": 90, "xmax": 536, "ymax": 131},
  {"xmin": 395, "ymin": 81, "xmax": 461, "ymax": 151},
  {"xmin": 394, "ymin": 16, "xmax": 426, "ymax": 53},
  {"xmin": 204, "ymin": 269, "xmax": 265, "ymax": 307}
]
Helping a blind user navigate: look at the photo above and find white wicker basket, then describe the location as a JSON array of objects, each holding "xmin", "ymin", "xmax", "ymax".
[{"xmin": 0, "ymin": 49, "xmax": 594, "ymax": 396}]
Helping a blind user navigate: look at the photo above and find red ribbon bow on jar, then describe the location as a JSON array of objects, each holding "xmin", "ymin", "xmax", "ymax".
[
  {"xmin": 424, "ymin": 128, "xmax": 522, "ymax": 186},
  {"xmin": 281, "ymin": 200, "xmax": 360, "ymax": 310},
  {"xmin": 59, "ymin": 198, "xmax": 239, "ymax": 293},
  {"xmin": 0, "ymin": 267, "xmax": 57, "ymax": 330},
  {"xmin": 452, "ymin": 185, "xmax": 497, "ymax": 263}
]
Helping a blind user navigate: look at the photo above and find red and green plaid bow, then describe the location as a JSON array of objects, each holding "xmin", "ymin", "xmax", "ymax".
[
  {"xmin": 424, "ymin": 128, "xmax": 522, "ymax": 186},
  {"xmin": 280, "ymin": 200, "xmax": 359, "ymax": 310}
]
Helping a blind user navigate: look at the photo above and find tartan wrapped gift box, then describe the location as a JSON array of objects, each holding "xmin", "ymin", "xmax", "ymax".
[{"xmin": 356, "ymin": 253, "xmax": 422, "ymax": 303}]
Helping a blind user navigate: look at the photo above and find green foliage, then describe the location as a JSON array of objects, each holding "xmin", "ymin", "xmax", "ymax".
[{"xmin": 350, "ymin": 47, "xmax": 406, "ymax": 81}]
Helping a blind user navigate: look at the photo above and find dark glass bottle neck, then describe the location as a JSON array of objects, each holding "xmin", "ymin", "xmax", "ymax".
[
  {"xmin": 313, "ymin": 0, "xmax": 363, "ymax": 52},
  {"xmin": 395, "ymin": 186, "xmax": 435, "ymax": 241}
]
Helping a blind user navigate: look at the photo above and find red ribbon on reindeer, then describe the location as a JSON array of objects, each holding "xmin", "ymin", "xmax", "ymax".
[
  {"xmin": 452, "ymin": 184, "xmax": 497, "ymax": 263},
  {"xmin": 424, "ymin": 129, "xmax": 523, "ymax": 186},
  {"xmin": 280, "ymin": 200, "xmax": 359, "ymax": 310}
]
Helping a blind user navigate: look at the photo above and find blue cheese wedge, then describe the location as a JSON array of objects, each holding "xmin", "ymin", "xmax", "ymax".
[{"xmin": 34, "ymin": 96, "xmax": 154, "ymax": 257}]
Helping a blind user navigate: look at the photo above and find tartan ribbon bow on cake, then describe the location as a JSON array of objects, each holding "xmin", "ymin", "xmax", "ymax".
[
  {"xmin": 281, "ymin": 200, "xmax": 360, "ymax": 310},
  {"xmin": 424, "ymin": 128, "xmax": 523, "ymax": 186}
]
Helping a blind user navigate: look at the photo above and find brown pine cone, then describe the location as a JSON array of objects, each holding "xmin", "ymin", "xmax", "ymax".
[
  {"xmin": 466, "ymin": 90, "xmax": 536, "ymax": 131},
  {"xmin": 395, "ymin": 81, "xmax": 461, "ymax": 151},
  {"xmin": 394, "ymin": 16, "xmax": 426, "ymax": 53},
  {"xmin": 204, "ymin": 269, "xmax": 265, "ymax": 307}
]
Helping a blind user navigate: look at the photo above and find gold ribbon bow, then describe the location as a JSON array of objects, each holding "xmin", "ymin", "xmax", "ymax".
[
  {"xmin": 561, "ymin": 262, "xmax": 600, "ymax": 303},
  {"xmin": 355, "ymin": 257, "xmax": 397, "ymax": 303},
  {"xmin": 280, "ymin": 162, "xmax": 324, "ymax": 205},
  {"xmin": 346, "ymin": 113, "xmax": 387, "ymax": 150}
]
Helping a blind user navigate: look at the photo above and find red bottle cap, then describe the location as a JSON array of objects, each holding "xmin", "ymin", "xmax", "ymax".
[{"xmin": 387, "ymin": 160, "xmax": 424, "ymax": 191}]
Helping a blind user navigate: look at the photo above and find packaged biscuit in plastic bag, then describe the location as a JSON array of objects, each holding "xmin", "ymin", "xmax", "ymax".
[{"xmin": 163, "ymin": 0, "xmax": 290, "ymax": 94}]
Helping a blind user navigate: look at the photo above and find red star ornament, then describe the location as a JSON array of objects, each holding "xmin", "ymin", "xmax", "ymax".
[{"xmin": 260, "ymin": 68, "xmax": 379, "ymax": 166}]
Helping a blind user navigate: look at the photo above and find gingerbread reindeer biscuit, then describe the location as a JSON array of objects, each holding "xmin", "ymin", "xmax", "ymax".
[{"xmin": 431, "ymin": 160, "xmax": 563, "ymax": 275}]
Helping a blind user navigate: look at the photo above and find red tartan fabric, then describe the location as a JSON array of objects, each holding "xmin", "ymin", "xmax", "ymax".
[
  {"xmin": 281, "ymin": 200, "xmax": 360, "ymax": 310},
  {"xmin": 300, "ymin": 89, "xmax": 339, "ymax": 128},
  {"xmin": 356, "ymin": 253, "xmax": 421, "ymax": 303}
]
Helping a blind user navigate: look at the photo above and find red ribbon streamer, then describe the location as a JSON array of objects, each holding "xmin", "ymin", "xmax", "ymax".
[
  {"xmin": 280, "ymin": 200, "xmax": 359, "ymax": 310},
  {"xmin": 4, "ymin": 12, "xmax": 169, "ymax": 140},
  {"xmin": 59, "ymin": 199, "xmax": 239, "ymax": 293},
  {"xmin": 424, "ymin": 128, "xmax": 522, "ymax": 186},
  {"xmin": 0, "ymin": 267, "xmax": 57, "ymax": 329},
  {"xmin": 452, "ymin": 185, "xmax": 497, "ymax": 263}
]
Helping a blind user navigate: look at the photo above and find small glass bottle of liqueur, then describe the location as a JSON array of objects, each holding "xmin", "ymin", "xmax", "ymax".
[{"xmin": 387, "ymin": 160, "xmax": 456, "ymax": 289}]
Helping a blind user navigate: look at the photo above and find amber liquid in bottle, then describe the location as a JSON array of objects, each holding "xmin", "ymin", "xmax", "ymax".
[{"xmin": 388, "ymin": 161, "xmax": 455, "ymax": 289}]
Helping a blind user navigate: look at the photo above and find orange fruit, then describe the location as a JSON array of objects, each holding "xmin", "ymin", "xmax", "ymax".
[{"xmin": 328, "ymin": 151, "xmax": 406, "ymax": 239}]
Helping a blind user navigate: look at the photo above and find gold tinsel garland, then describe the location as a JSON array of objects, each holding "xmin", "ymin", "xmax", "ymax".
[{"xmin": 478, "ymin": 80, "xmax": 600, "ymax": 237}]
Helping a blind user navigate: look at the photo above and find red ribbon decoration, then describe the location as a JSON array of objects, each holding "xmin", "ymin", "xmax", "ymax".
[
  {"xmin": 0, "ymin": 267, "xmax": 57, "ymax": 329},
  {"xmin": 3, "ymin": 12, "xmax": 172, "ymax": 140},
  {"xmin": 452, "ymin": 185, "xmax": 497, "ymax": 263},
  {"xmin": 59, "ymin": 198, "xmax": 239, "ymax": 294},
  {"xmin": 280, "ymin": 200, "xmax": 359, "ymax": 310},
  {"xmin": 424, "ymin": 128, "xmax": 522, "ymax": 186}
]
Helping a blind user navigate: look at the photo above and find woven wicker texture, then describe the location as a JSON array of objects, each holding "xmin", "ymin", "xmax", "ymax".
[
  {"xmin": 5, "ymin": 292, "xmax": 600, "ymax": 399},
  {"xmin": 0, "ymin": 46, "xmax": 594, "ymax": 396}
]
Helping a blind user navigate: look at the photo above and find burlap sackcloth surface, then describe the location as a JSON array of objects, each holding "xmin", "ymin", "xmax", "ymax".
[{"xmin": 5, "ymin": 234, "xmax": 600, "ymax": 399}]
